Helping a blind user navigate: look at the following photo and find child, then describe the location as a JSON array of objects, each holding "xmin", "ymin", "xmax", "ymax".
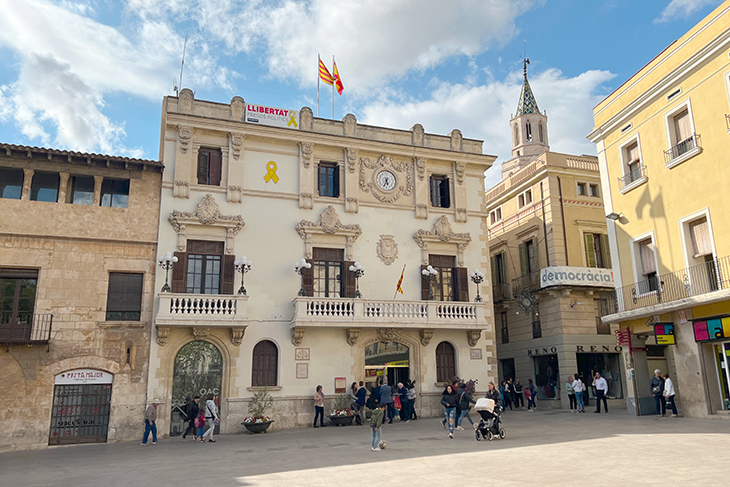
[
  {"xmin": 526, "ymin": 379, "xmax": 537, "ymax": 411},
  {"xmin": 195, "ymin": 410, "xmax": 206, "ymax": 442},
  {"xmin": 370, "ymin": 404, "xmax": 385, "ymax": 451}
]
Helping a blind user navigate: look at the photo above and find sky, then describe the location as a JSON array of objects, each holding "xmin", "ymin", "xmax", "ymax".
[{"xmin": 0, "ymin": 0, "xmax": 725, "ymax": 188}]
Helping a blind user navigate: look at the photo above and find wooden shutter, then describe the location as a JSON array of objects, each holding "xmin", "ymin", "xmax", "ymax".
[
  {"xmin": 531, "ymin": 237, "xmax": 539, "ymax": 272},
  {"xmin": 171, "ymin": 252, "xmax": 187, "ymax": 293},
  {"xmin": 585, "ymin": 233, "xmax": 597, "ymax": 268},
  {"xmin": 429, "ymin": 177, "xmax": 437, "ymax": 206},
  {"xmin": 252, "ymin": 340, "xmax": 278, "ymax": 387},
  {"xmin": 455, "ymin": 267, "xmax": 469, "ymax": 302},
  {"xmin": 343, "ymin": 261, "xmax": 356, "ymax": 298},
  {"xmin": 600, "ymin": 234, "xmax": 612, "ymax": 268},
  {"xmin": 491, "ymin": 255, "xmax": 498, "ymax": 287},
  {"xmin": 221, "ymin": 254, "xmax": 236, "ymax": 294},
  {"xmin": 674, "ymin": 110, "xmax": 691, "ymax": 142},
  {"xmin": 107, "ymin": 273, "xmax": 143, "ymax": 314},
  {"xmin": 209, "ymin": 150, "xmax": 222, "ymax": 186},
  {"xmin": 690, "ymin": 219, "xmax": 712, "ymax": 257},
  {"xmin": 639, "ymin": 240, "xmax": 656, "ymax": 275},
  {"xmin": 442, "ymin": 177, "xmax": 451, "ymax": 208},
  {"xmin": 421, "ymin": 265, "xmax": 431, "ymax": 300},
  {"xmin": 626, "ymin": 143, "xmax": 639, "ymax": 163},
  {"xmin": 197, "ymin": 150, "xmax": 208, "ymax": 185},
  {"xmin": 333, "ymin": 165, "xmax": 340, "ymax": 198},
  {"xmin": 302, "ymin": 259, "xmax": 314, "ymax": 297},
  {"xmin": 519, "ymin": 242, "xmax": 527, "ymax": 276},
  {"xmin": 436, "ymin": 342, "xmax": 455, "ymax": 383}
]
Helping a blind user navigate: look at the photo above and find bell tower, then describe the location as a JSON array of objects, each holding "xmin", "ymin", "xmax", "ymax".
[{"xmin": 507, "ymin": 58, "xmax": 548, "ymax": 169}]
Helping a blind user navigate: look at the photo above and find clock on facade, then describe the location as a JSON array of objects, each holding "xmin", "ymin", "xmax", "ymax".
[{"xmin": 376, "ymin": 170, "xmax": 397, "ymax": 191}]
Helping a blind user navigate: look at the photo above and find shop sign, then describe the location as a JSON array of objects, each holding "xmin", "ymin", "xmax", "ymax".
[
  {"xmin": 654, "ymin": 323, "xmax": 675, "ymax": 345},
  {"xmin": 693, "ymin": 316, "xmax": 730, "ymax": 342},
  {"xmin": 614, "ymin": 327, "xmax": 631, "ymax": 346},
  {"xmin": 55, "ymin": 369, "xmax": 113, "ymax": 385},
  {"xmin": 577, "ymin": 345, "xmax": 623, "ymax": 353},
  {"xmin": 528, "ymin": 347, "xmax": 558, "ymax": 356},
  {"xmin": 245, "ymin": 103, "xmax": 299, "ymax": 129},
  {"xmin": 540, "ymin": 266, "xmax": 614, "ymax": 288}
]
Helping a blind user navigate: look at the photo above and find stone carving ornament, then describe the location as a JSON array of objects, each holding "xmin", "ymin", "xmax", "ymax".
[
  {"xmin": 231, "ymin": 327, "xmax": 246, "ymax": 346},
  {"xmin": 376, "ymin": 328, "xmax": 401, "ymax": 343},
  {"xmin": 346, "ymin": 328, "xmax": 360, "ymax": 346},
  {"xmin": 178, "ymin": 126, "xmax": 192, "ymax": 154},
  {"xmin": 359, "ymin": 155, "xmax": 413, "ymax": 203},
  {"xmin": 169, "ymin": 194, "xmax": 245, "ymax": 230},
  {"xmin": 419, "ymin": 329, "xmax": 434, "ymax": 347},
  {"xmin": 455, "ymin": 162, "xmax": 466, "ymax": 185},
  {"xmin": 416, "ymin": 158, "xmax": 427, "ymax": 180},
  {"xmin": 413, "ymin": 215, "xmax": 471, "ymax": 266},
  {"xmin": 376, "ymin": 235, "xmax": 398, "ymax": 265},
  {"xmin": 346, "ymin": 149, "xmax": 358, "ymax": 174},
  {"xmin": 296, "ymin": 205, "xmax": 362, "ymax": 237},
  {"xmin": 231, "ymin": 133, "xmax": 244, "ymax": 160},
  {"xmin": 301, "ymin": 143, "xmax": 313, "ymax": 169},
  {"xmin": 466, "ymin": 330, "xmax": 482, "ymax": 347},
  {"xmin": 291, "ymin": 327, "xmax": 306, "ymax": 346}
]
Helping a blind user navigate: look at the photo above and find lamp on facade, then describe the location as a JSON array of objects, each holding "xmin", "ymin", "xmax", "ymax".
[
  {"xmin": 421, "ymin": 265, "xmax": 438, "ymax": 300},
  {"xmin": 157, "ymin": 251, "xmax": 178, "ymax": 293},
  {"xmin": 234, "ymin": 255, "xmax": 252, "ymax": 295},
  {"xmin": 294, "ymin": 258, "xmax": 312, "ymax": 297},
  {"xmin": 348, "ymin": 261, "xmax": 365, "ymax": 298},
  {"xmin": 470, "ymin": 269, "xmax": 485, "ymax": 302}
]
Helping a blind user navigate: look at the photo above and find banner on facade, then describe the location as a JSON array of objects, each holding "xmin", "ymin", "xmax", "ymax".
[
  {"xmin": 654, "ymin": 323, "xmax": 676, "ymax": 345},
  {"xmin": 692, "ymin": 316, "xmax": 730, "ymax": 342},
  {"xmin": 55, "ymin": 369, "xmax": 113, "ymax": 385},
  {"xmin": 245, "ymin": 104, "xmax": 299, "ymax": 129},
  {"xmin": 540, "ymin": 266, "xmax": 614, "ymax": 288}
]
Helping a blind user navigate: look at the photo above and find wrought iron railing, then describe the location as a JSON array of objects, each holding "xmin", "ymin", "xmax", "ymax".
[
  {"xmin": 613, "ymin": 256, "xmax": 730, "ymax": 314},
  {"xmin": 493, "ymin": 282, "xmax": 511, "ymax": 303},
  {"xmin": 663, "ymin": 133, "xmax": 701, "ymax": 163},
  {"xmin": 512, "ymin": 271, "xmax": 541, "ymax": 295},
  {"xmin": 596, "ymin": 320, "xmax": 611, "ymax": 335},
  {"xmin": 0, "ymin": 311, "xmax": 53, "ymax": 343},
  {"xmin": 618, "ymin": 164, "xmax": 645, "ymax": 190}
]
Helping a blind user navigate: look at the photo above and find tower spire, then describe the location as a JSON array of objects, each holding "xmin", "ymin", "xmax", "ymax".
[{"xmin": 516, "ymin": 56, "xmax": 539, "ymax": 115}]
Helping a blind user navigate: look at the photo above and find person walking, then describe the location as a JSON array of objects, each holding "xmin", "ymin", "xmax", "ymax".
[
  {"xmin": 141, "ymin": 399, "xmax": 160, "ymax": 445},
  {"xmin": 513, "ymin": 378, "xmax": 525, "ymax": 409},
  {"xmin": 526, "ymin": 379, "xmax": 537, "ymax": 411},
  {"xmin": 663, "ymin": 373, "xmax": 678, "ymax": 417},
  {"xmin": 181, "ymin": 396, "xmax": 201, "ymax": 440},
  {"xmin": 593, "ymin": 372, "xmax": 609, "ymax": 413},
  {"xmin": 441, "ymin": 379, "xmax": 462, "ymax": 427},
  {"xmin": 194, "ymin": 410, "xmax": 206, "ymax": 441},
  {"xmin": 378, "ymin": 380, "xmax": 395, "ymax": 424},
  {"xmin": 349, "ymin": 382, "xmax": 362, "ymax": 425},
  {"xmin": 651, "ymin": 369, "xmax": 666, "ymax": 417},
  {"xmin": 501, "ymin": 380, "xmax": 513, "ymax": 411},
  {"xmin": 566, "ymin": 377, "xmax": 577, "ymax": 412},
  {"xmin": 506, "ymin": 378, "xmax": 517, "ymax": 408},
  {"xmin": 355, "ymin": 381, "xmax": 367, "ymax": 425},
  {"xmin": 486, "ymin": 381, "xmax": 502, "ymax": 410},
  {"xmin": 370, "ymin": 403, "xmax": 386, "ymax": 451},
  {"xmin": 203, "ymin": 394, "xmax": 219, "ymax": 443},
  {"xmin": 406, "ymin": 380, "xmax": 418, "ymax": 420},
  {"xmin": 313, "ymin": 385, "xmax": 325, "ymax": 427},
  {"xmin": 441, "ymin": 385, "xmax": 459, "ymax": 439},
  {"xmin": 457, "ymin": 384, "xmax": 476, "ymax": 429},
  {"xmin": 397, "ymin": 382, "xmax": 410, "ymax": 424},
  {"xmin": 572, "ymin": 374, "xmax": 585, "ymax": 413}
]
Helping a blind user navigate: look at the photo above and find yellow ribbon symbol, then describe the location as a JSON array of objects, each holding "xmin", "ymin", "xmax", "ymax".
[
  {"xmin": 264, "ymin": 161, "xmax": 279, "ymax": 183},
  {"xmin": 287, "ymin": 111, "xmax": 298, "ymax": 128}
]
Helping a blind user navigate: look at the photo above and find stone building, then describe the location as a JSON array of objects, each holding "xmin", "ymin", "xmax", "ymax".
[
  {"xmin": 147, "ymin": 90, "xmax": 496, "ymax": 436},
  {"xmin": 0, "ymin": 143, "xmax": 162, "ymax": 451},
  {"xmin": 486, "ymin": 62, "xmax": 621, "ymax": 410}
]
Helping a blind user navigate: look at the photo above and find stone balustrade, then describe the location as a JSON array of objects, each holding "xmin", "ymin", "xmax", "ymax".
[{"xmin": 155, "ymin": 293, "xmax": 249, "ymax": 328}]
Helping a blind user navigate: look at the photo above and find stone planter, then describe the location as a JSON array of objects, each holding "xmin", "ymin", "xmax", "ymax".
[
  {"xmin": 242, "ymin": 420, "xmax": 274, "ymax": 434},
  {"xmin": 329, "ymin": 415, "xmax": 355, "ymax": 426}
]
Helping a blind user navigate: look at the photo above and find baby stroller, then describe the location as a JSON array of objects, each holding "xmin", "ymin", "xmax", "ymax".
[{"xmin": 475, "ymin": 398, "xmax": 506, "ymax": 441}]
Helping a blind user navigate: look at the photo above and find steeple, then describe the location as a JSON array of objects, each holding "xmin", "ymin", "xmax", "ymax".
[{"xmin": 516, "ymin": 58, "xmax": 540, "ymax": 115}]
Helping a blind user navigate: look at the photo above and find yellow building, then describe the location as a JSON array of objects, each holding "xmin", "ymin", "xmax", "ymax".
[{"xmin": 589, "ymin": 2, "xmax": 730, "ymax": 418}]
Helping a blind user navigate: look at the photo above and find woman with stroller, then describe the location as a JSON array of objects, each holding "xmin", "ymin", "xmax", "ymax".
[
  {"xmin": 486, "ymin": 381, "xmax": 502, "ymax": 410},
  {"xmin": 441, "ymin": 385, "xmax": 459, "ymax": 439}
]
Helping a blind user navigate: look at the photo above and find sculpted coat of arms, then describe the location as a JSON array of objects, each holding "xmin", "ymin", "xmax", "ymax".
[{"xmin": 376, "ymin": 235, "xmax": 398, "ymax": 265}]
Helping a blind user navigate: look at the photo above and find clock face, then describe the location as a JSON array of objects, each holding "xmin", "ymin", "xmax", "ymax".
[{"xmin": 376, "ymin": 170, "xmax": 397, "ymax": 191}]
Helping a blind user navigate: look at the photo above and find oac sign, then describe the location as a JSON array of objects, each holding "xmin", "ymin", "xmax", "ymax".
[
  {"xmin": 540, "ymin": 266, "xmax": 614, "ymax": 289},
  {"xmin": 245, "ymin": 103, "xmax": 299, "ymax": 129}
]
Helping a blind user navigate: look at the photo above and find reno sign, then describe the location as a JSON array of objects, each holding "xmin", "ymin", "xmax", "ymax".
[
  {"xmin": 245, "ymin": 103, "xmax": 299, "ymax": 129},
  {"xmin": 540, "ymin": 266, "xmax": 614, "ymax": 289}
]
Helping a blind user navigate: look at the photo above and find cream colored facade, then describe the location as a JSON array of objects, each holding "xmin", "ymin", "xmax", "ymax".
[
  {"xmin": 0, "ymin": 143, "xmax": 162, "ymax": 451},
  {"xmin": 146, "ymin": 90, "xmax": 496, "ymax": 436},
  {"xmin": 589, "ymin": 2, "xmax": 730, "ymax": 417},
  {"xmin": 488, "ymin": 69, "xmax": 621, "ymax": 409}
]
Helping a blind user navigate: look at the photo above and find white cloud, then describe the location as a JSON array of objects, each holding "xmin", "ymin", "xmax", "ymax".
[
  {"xmin": 359, "ymin": 67, "xmax": 616, "ymax": 188},
  {"xmin": 654, "ymin": 0, "xmax": 722, "ymax": 23}
]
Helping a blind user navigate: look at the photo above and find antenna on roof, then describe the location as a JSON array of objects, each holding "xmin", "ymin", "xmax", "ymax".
[
  {"xmin": 174, "ymin": 34, "xmax": 188, "ymax": 97},
  {"xmin": 519, "ymin": 39, "xmax": 530, "ymax": 79}
]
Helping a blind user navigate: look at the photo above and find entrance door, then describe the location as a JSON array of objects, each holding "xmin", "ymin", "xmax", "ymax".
[
  {"xmin": 364, "ymin": 342, "xmax": 409, "ymax": 391},
  {"xmin": 49, "ymin": 369, "xmax": 113, "ymax": 445},
  {"xmin": 533, "ymin": 354, "xmax": 559, "ymax": 399},
  {"xmin": 714, "ymin": 342, "xmax": 730, "ymax": 411},
  {"xmin": 171, "ymin": 340, "xmax": 222, "ymax": 436}
]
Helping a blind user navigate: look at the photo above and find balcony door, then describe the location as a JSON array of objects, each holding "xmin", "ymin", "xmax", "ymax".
[
  {"xmin": 172, "ymin": 240, "xmax": 235, "ymax": 295},
  {"xmin": 0, "ymin": 268, "xmax": 38, "ymax": 342},
  {"xmin": 312, "ymin": 248, "xmax": 344, "ymax": 298}
]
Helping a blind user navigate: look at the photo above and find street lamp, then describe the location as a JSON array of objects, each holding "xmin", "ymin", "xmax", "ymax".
[
  {"xmin": 157, "ymin": 251, "xmax": 178, "ymax": 293},
  {"xmin": 421, "ymin": 265, "xmax": 438, "ymax": 300},
  {"xmin": 294, "ymin": 258, "xmax": 312, "ymax": 297},
  {"xmin": 348, "ymin": 261, "xmax": 365, "ymax": 298},
  {"xmin": 234, "ymin": 255, "xmax": 252, "ymax": 295},
  {"xmin": 470, "ymin": 269, "xmax": 485, "ymax": 302}
]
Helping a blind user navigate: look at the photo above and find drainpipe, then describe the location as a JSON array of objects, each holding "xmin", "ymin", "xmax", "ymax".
[
  {"xmin": 557, "ymin": 176, "xmax": 569, "ymax": 266},
  {"xmin": 540, "ymin": 181, "xmax": 550, "ymax": 267}
]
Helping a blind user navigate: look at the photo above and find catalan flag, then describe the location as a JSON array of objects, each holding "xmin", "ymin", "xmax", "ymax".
[
  {"xmin": 333, "ymin": 59, "xmax": 344, "ymax": 95},
  {"xmin": 319, "ymin": 56, "xmax": 333, "ymax": 85},
  {"xmin": 396, "ymin": 265, "xmax": 405, "ymax": 295}
]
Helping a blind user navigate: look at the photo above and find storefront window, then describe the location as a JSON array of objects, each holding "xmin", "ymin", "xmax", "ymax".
[
  {"xmin": 577, "ymin": 353, "xmax": 623, "ymax": 399},
  {"xmin": 714, "ymin": 343, "xmax": 730, "ymax": 411},
  {"xmin": 533, "ymin": 355, "xmax": 559, "ymax": 399}
]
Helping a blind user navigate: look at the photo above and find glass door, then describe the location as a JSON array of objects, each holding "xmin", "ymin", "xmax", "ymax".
[{"xmin": 715, "ymin": 343, "xmax": 730, "ymax": 411}]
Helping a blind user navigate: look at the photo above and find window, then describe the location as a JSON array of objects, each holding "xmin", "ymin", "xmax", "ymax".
[
  {"xmin": 589, "ymin": 184, "xmax": 599, "ymax": 197},
  {"xmin": 518, "ymin": 189, "xmax": 533, "ymax": 208},
  {"xmin": 69, "ymin": 175, "xmax": 95, "ymax": 205},
  {"xmin": 186, "ymin": 240, "xmax": 224, "ymax": 294},
  {"xmin": 500, "ymin": 312, "xmax": 509, "ymax": 344},
  {"xmin": 0, "ymin": 268, "xmax": 38, "ymax": 327},
  {"xmin": 197, "ymin": 148, "xmax": 222, "ymax": 186},
  {"xmin": 429, "ymin": 175, "xmax": 450, "ymax": 208},
  {"xmin": 584, "ymin": 233, "xmax": 611, "ymax": 269},
  {"xmin": 525, "ymin": 121, "xmax": 532, "ymax": 142},
  {"xmin": 577, "ymin": 182, "xmax": 587, "ymax": 196},
  {"xmin": 513, "ymin": 124, "xmax": 519, "ymax": 146},
  {"xmin": 689, "ymin": 218, "xmax": 712, "ymax": 258},
  {"xmin": 671, "ymin": 109, "xmax": 693, "ymax": 153},
  {"xmin": 595, "ymin": 297, "xmax": 611, "ymax": 334},
  {"xmin": 489, "ymin": 207, "xmax": 502, "ymax": 225},
  {"xmin": 252, "ymin": 340, "xmax": 278, "ymax": 387},
  {"xmin": 318, "ymin": 162, "xmax": 340, "ymax": 198},
  {"xmin": 624, "ymin": 142, "xmax": 642, "ymax": 184},
  {"xmin": 0, "ymin": 168, "xmax": 23, "ymax": 199},
  {"xmin": 492, "ymin": 252, "xmax": 506, "ymax": 285},
  {"xmin": 435, "ymin": 341, "xmax": 456, "ymax": 383},
  {"xmin": 519, "ymin": 238, "xmax": 539, "ymax": 275},
  {"xmin": 30, "ymin": 171, "xmax": 59, "ymax": 202},
  {"xmin": 429, "ymin": 255, "xmax": 455, "ymax": 301},
  {"xmin": 538, "ymin": 122, "xmax": 544, "ymax": 143},
  {"xmin": 106, "ymin": 273, "xmax": 143, "ymax": 321},
  {"xmin": 636, "ymin": 237, "xmax": 658, "ymax": 293},
  {"xmin": 312, "ymin": 247, "xmax": 343, "ymax": 298},
  {"xmin": 100, "ymin": 179, "xmax": 129, "ymax": 208}
]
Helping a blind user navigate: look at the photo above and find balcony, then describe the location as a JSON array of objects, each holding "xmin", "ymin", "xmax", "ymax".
[
  {"xmin": 493, "ymin": 282, "xmax": 511, "ymax": 303},
  {"xmin": 511, "ymin": 271, "xmax": 541, "ymax": 295},
  {"xmin": 0, "ymin": 312, "xmax": 53, "ymax": 344},
  {"xmin": 618, "ymin": 164, "xmax": 646, "ymax": 192},
  {"xmin": 663, "ymin": 133, "xmax": 701, "ymax": 167},
  {"xmin": 609, "ymin": 256, "xmax": 730, "ymax": 320}
]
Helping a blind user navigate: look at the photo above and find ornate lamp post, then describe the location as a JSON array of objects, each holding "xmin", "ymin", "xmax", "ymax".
[
  {"xmin": 234, "ymin": 255, "xmax": 252, "ymax": 295},
  {"xmin": 470, "ymin": 269, "xmax": 485, "ymax": 302},
  {"xmin": 294, "ymin": 258, "xmax": 312, "ymax": 297},
  {"xmin": 157, "ymin": 251, "xmax": 178, "ymax": 293},
  {"xmin": 348, "ymin": 261, "xmax": 365, "ymax": 298},
  {"xmin": 421, "ymin": 265, "xmax": 438, "ymax": 300}
]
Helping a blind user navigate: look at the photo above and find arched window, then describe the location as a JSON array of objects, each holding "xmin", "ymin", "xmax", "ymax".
[
  {"xmin": 252, "ymin": 340, "xmax": 278, "ymax": 386},
  {"xmin": 435, "ymin": 341, "xmax": 456, "ymax": 383},
  {"xmin": 538, "ymin": 122, "xmax": 544, "ymax": 143},
  {"xmin": 525, "ymin": 121, "xmax": 533, "ymax": 142},
  {"xmin": 513, "ymin": 124, "xmax": 519, "ymax": 146}
]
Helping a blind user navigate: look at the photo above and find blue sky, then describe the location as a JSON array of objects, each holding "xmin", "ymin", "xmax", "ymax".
[{"xmin": 0, "ymin": 0, "xmax": 724, "ymax": 187}]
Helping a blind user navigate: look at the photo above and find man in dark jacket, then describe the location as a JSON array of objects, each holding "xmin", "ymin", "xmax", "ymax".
[
  {"xmin": 181, "ymin": 396, "xmax": 200, "ymax": 440},
  {"xmin": 650, "ymin": 369, "xmax": 666, "ymax": 417},
  {"xmin": 355, "ymin": 381, "xmax": 367, "ymax": 425},
  {"xmin": 513, "ymin": 378, "xmax": 525, "ymax": 409},
  {"xmin": 378, "ymin": 380, "xmax": 395, "ymax": 424}
]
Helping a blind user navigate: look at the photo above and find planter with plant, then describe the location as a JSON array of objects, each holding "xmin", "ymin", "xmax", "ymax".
[
  {"xmin": 329, "ymin": 394, "xmax": 355, "ymax": 426},
  {"xmin": 242, "ymin": 387, "xmax": 274, "ymax": 434}
]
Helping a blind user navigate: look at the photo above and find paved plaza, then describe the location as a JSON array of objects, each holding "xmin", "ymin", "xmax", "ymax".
[{"xmin": 1, "ymin": 409, "xmax": 728, "ymax": 486}]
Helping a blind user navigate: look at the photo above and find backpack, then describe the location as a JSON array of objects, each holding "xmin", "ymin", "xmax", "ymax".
[{"xmin": 407, "ymin": 387, "xmax": 416, "ymax": 400}]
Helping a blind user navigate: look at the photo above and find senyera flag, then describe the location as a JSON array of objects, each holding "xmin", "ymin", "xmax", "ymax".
[
  {"xmin": 333, "ymin": 59, "xmax": 344, "ymax": 95},
  {"xmin": 396, "ymin": 265, "xmax": 405, "ymax": 294},
  {"xmin": 319, "ymin": 58, "xmax": 333, "ymax": 85}
]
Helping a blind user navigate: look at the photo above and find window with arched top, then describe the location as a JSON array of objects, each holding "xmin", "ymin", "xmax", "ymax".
[
  {"xmin": 525, "ymin": 121, "xmax": 533, "ymax": 142},
  {"xmin": 435, "ymin": 341, "xmax": 456, "ymax": 383},
  {"xmin": 252, "ymin": 340, "xmax": 278, "ymax": 386},
  {"xmin": 513, "ymin": 125, "xmax": 519, "ymax": 146},
  {"xmin": 538, "ymin": 122, "xmax": 544, "ymax": 143}
]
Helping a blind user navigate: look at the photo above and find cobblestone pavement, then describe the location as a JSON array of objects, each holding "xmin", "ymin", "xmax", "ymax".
[{"xmin": 1, "ymin": 409, "xmax": 728, "ymax": 486}]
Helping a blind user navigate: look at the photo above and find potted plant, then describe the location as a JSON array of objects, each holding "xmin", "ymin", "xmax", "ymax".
[
  {"xmin": 329, "ymin": 394, "xmax": 355, "ymax": 426},
  {"xmin": 242, "ymin": 387, "xmax": 274, "ymax": 434}
]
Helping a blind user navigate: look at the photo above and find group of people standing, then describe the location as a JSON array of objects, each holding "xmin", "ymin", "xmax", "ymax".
[
  {"xmin": 651, "ymin": 369, "xmax": 678, "ymax": 417},
  {"xmin": 498, "ymin": 377, "xmax": 537, "ymax": 411},
  {"xmin": 565, "ymin": 373, "xmax": 608, "ymax": 413}
]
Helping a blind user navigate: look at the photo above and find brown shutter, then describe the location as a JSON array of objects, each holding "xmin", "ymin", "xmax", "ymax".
[
  {"xmin": 333, "ymin": 165, "xmax": 340, "ymax": 198},
  {"xmin": 171, "ymin": 252, "xmax": 187, "ymax": 293},
  {"xmin": 442, "ymin": 177, "xmax": 451, "ymax": 208},
  {"xmin": 221, "ymin": 254, "xmax": 236, "ymax": 294},
  {"xmin": 209, "ymin": 149, "xmax": 222, "ymax": 186},
  {"xmin": 456, "ymin": 267, "xmax": 469, "ymax": 302},
  {"xmin": 197, "ymin": 150, "xmax": 208, "ymax": 185},
  {"xmin": 343, "ymin": 261, "xmax": 356, "ymax": 298},
  {"xmin": 421, "ymin": 265, "xmax": 430, "ymax": 300},
  {"xmin": 302, "ymin": 259, "xmax": 314, "ymax": 297}
]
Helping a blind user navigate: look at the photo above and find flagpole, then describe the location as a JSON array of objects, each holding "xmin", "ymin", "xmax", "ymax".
[
  {"xmin": 332, "ymin": 55, "xmax": 335, "ymax": 119},
  {"xmin": 317, "ymin": 54, "xmax": 320, "ymax": 118}
]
